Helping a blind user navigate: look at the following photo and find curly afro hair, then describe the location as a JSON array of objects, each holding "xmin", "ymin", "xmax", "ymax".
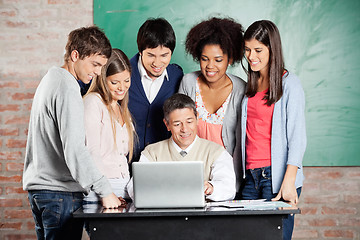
[{"xmin": 185, "ymin": 17, "xmax": 244, "ymax": 65}]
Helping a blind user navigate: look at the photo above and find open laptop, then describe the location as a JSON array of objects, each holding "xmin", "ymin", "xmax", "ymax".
[{"xmin": 132, "ymin": 161, "xmax": 205, "ymax": 209}]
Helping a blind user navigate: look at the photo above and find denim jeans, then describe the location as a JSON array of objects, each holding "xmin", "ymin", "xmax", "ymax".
[
  {"xmin": 242, "ymin": 166, "xmax": 302, "ymax": 240},
  {"xmin": 28, "ymin": 190, "xmax": 84, "ymax": 240}
]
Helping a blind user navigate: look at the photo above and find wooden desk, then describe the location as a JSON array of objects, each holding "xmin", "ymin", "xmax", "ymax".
[{"xmin": 74, "ymin": 203, "xmax": 300, "ymax": 240}]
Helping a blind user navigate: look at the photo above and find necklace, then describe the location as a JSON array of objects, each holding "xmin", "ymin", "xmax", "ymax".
[{"xmin": 111, "ymin": 102, "xmax": 123, "ymax": 124}]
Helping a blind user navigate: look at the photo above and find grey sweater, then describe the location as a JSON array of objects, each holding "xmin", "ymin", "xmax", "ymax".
[
  {"xmin": 23, "ymin": 67, "xmax": 112, "ymax": 197},
  {"xmin": 179, "ymin": 71, "xmax": 246, "ymax": 155}
]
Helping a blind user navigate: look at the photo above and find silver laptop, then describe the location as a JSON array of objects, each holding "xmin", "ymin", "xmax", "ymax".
[{"xmin": 132, "ymin": 161, "xmax": 205, "ymax": 209}]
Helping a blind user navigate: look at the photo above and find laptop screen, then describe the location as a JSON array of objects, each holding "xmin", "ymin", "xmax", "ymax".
[{"xmin": 132, "ymin": 161, "xmax": 205, "ymax": 209}]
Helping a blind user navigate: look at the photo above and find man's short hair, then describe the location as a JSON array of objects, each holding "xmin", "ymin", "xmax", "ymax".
[
  {"xmin": 137, "ymin": 18, "xmax": 176, "ymax": 53},
  {"xmin": 64, "ymin": 26, "xmax": 112, "ymax": 62},
  {"xmin": 163, "ymin": 93, "xmax": 197, "ymax": 122}
]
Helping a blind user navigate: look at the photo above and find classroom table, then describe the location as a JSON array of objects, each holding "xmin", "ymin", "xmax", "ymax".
[{"xmin": 74, "ymin": 202, "xmax": 300, "ymax": 240}]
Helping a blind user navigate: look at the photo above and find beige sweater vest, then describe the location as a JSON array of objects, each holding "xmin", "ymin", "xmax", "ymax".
[{"xmin": 142, "ymin": 138, "xmax": 224, "ymax": 181}]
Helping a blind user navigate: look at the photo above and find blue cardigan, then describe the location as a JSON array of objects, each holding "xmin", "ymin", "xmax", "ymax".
[
  {"xmin": 234, "ymin": 72, "xmax": 306, "ymax": 193},
  {"xmin": 128, "ymin": 53, "xmax": 184, "ymax": 160}
]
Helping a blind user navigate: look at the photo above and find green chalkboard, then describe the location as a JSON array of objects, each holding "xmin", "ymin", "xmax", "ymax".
[{"xmin": 94, "ymin": 0, "xmax": 360, "ymax": 166}]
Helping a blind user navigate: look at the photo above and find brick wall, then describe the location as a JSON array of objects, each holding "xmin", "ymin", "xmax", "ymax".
[
  {"xmin": 1, "ymin": 1, "xmax": 359, "ymax": 240},
  {"xmin": 0, "ymin": 0, "xmax": 92, "ymax": 239},
  {"xmin": 293, "ymin": 167, "xmax": 360, "ymax": 240}
]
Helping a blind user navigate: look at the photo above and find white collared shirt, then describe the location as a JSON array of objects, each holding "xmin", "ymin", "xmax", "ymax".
[
  {"xmin": 170, "ymin": 135, "xmax": 198, "ymax": 155},
  {"xmin": 127, "ymin": 136, "xmax": 236, "ymax": 202},
  {"xmin": 138, "ymin": 56, "xmax": 168, "ymax": 104}
]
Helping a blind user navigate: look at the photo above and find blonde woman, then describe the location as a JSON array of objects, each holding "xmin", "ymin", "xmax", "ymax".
[{"xmin": 83, "ymin": 48, "xmax": 136, "ymax": 204}]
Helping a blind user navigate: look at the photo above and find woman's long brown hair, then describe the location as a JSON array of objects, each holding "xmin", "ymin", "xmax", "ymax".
[{"xmin": 242, "ymin": 20, "xmax": 286, "ymax": 106}]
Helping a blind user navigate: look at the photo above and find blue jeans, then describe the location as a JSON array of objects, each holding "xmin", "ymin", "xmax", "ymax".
[
  {"xmin": 242, "ymin": 167, "xmax": 302, "ymax": 240},
  {"xmin": 28, "ymin": 190, "xmax": 84, "ymax": 240}
]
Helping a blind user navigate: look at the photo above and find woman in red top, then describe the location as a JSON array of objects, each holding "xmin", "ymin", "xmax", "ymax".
[{"xmin": 240, "ymin": 20, "xmax": 306, "ymax": 240}]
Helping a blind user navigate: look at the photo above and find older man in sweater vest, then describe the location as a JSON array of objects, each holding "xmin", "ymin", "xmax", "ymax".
[{"xmin": 128, "ymin": 93, "xmax": 235, "ymax": 201}]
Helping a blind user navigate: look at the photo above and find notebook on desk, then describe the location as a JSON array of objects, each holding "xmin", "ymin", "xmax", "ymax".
[{"xmin": 132, "ymin": 161, "xmax": 205, "ymax": 209}]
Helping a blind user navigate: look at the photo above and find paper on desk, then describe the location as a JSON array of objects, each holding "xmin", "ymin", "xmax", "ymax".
[
  {"xmin": 207, "ymin": 200, "xmax": 291, "ymax": 210},
  {"xmin": 207, "ymin": 199, "xmax": 265, "ymax": 207}
]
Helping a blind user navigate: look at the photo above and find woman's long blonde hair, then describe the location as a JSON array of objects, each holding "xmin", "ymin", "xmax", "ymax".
[{"xmin": 85, "ymin": 48, "xmax": 136, "ymax": 161}]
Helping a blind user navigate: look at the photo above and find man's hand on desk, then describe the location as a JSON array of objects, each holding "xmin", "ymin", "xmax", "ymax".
[
  {"xmin": 101, "ymin": 193, "xmax": 123, "ymax": 208},
  {"xmin": 204, "ymin": 181, "xmax": 214, "ymax": 196}
]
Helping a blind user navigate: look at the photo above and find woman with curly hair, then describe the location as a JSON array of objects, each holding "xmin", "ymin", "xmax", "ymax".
[{"xmin": 179, "ymin": 17, "xmax": 246, "ymax": 158}]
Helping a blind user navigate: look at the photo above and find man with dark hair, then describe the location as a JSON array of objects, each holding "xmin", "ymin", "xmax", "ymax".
[
  {"xmin": 128, "ymin": 18, "xmax": 184, "ymax": 162},
  {"xmin": 128, "ymin": 94, "xmax": 236, "ymax": 201},
  {"xmin": 23, "ymin": 26, "xmax": 122, "ymax": 239}
]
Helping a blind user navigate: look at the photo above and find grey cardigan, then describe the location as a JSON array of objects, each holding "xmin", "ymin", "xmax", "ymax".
[{"xmin": 179, "ymin": 71, "xmax": 246, "ymax": 155}]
